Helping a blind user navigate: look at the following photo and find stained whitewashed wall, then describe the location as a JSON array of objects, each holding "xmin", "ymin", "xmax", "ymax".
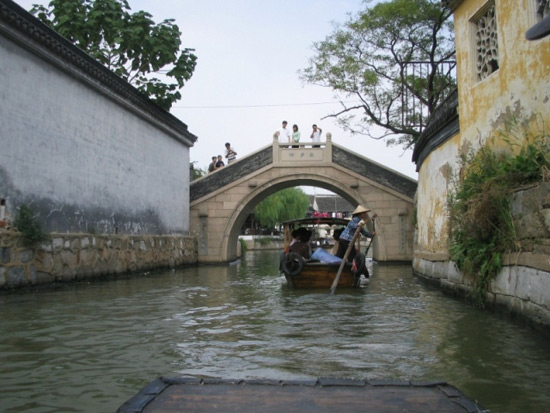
[{"xmin": 0, "ymin": 1, "xmax": 197, "ymax": 235}]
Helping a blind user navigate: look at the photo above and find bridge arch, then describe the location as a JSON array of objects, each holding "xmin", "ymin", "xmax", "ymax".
[
  {"xmin": 190, "ymin": 134, "xmax": 416, "ymax": 263},
  {"xmin": 222, "ymin": 174, "xmax": 388, "ymax": 263}
]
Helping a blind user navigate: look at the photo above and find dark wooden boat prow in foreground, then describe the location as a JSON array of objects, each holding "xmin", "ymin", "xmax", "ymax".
[
  {"xmin": 280, "ymin": 217, "xmax": 369, "ymax": 289},
  {"xmin": 117, "ymin": 376, "xmax": 489, "ymax": 413}
]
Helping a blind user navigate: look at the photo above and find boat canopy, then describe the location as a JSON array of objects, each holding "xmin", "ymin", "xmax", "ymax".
[
  {"xmin": 281, "ymin": 217, "xmax": 350, "ymax": 228},
  {"xmin": 282, "ymin": 217, "xmax": 350, "ymax": 249}
]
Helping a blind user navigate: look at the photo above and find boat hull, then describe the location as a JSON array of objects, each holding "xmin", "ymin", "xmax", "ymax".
[{"xmin": 284, "ymin": 262, "xmax": 360, "ymax": 289}]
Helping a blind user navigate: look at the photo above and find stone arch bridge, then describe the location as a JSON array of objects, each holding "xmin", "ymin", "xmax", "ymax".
[{"xmin": 190, "ymin": 134, "xmax": 417, "ymax": 263}]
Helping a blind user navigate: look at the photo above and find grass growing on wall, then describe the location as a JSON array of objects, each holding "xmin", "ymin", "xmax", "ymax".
[{"xmin": 449, "ymin": 118, "xmax": 550, "ymax": 304}]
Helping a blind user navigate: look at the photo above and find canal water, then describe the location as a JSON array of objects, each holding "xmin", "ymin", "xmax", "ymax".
[{"xmin": 1, "ymin": 250, "xmax": 550, "ymax": 412}]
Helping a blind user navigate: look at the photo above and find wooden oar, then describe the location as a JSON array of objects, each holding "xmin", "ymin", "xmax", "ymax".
[
  {"xmin": 364, "ymin": 214, "xmax": 377, "ymax": 255},
  {"xmin": 329, "ymin": 221, "xmax": 364, "ymax": 295}
]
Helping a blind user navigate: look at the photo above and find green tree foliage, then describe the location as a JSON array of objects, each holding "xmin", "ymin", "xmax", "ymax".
[
  {"xmin": 31, "ymin": 0, "xmax": 197, "ymax": 110},
  {"xmin": 254, "ymin": 188, "xmax": 310, "ymax": 229},
  {"xmin": 190, "ymin": 162, "xmax": 206, "ymax": 181},
  {"xmin": 300, "ymin": 0, "xmax": 455, "ymax": 149}
]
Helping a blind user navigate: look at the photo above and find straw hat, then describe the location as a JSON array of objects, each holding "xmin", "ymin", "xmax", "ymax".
[{"xmin": 352, "ymin": 205, "xmax": 371, "ymax": 215}]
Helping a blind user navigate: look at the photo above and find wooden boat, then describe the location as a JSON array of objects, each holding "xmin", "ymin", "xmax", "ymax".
[
  {"xmin": 118, "ymin": 376, "xmax": 487, "ymax": 413},
  {"xmin": 280, "ymin": 217, "xmax": 369, "ymax": 289}
]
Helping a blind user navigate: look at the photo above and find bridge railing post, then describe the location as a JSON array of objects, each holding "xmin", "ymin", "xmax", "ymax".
[
  {"xmin": 273, "ymin": 131, "xmax": 280, "ymax": 164},
  {"xmin": 325, "ymin": 132, "xmax": 332, "ymax": 161}
]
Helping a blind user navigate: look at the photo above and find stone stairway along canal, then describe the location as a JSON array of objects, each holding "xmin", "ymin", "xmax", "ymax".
[{"xmin": 1, "ymin": 250, "xmax": 549, "ymax": 412}]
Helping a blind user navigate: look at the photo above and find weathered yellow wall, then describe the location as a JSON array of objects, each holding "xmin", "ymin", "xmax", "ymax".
[
  {"xmin": 416, "ymin": 0, "xmax": 549, "ymax": 259},
  {"xmin": 415, "ymin": 135, "xmax": 460, "ymax": 258},
  {"xmin": 455, "ymin": 0, "xmax": 549, "ymax": 150},
  {"xmin": 413, "ymin": 0, "xmax": 550, "ymax": 335}
]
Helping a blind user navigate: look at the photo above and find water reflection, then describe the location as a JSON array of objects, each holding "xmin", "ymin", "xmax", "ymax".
[{"xmin": 0, "ymin": 250, "xmax": 549, "ymax": 412}]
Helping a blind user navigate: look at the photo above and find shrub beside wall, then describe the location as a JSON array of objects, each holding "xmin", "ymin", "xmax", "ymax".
[{"xmin": 0, "ymin": 231, "xmax": 198, "ymax": 289}]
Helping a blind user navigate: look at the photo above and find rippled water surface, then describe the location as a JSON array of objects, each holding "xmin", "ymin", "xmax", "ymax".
[{"xmin": 1, "ymin": 250, "xmax": 550, "ymax": 412}]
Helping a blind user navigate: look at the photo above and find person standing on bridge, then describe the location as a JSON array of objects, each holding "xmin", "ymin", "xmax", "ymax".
[
  {"xmin": 291, "ymin": 124, "xmax": 301, "ymax": 148},
  {"xmin": 310, "ymin": 124, "xmax": 322, "ymax": 148},
  {"xmin": 215, "ymin": 155, "xmax": 225, "ymax": 169},
  {"xmin": 208, "ymin": 156, "xmax": 217, "ymax": 173},
  {"xmin": 225, "ymin": 142, "xmax": 237, "ymax": 163},
  {"xmin": 278, "ymin": 120, "xmax": 291, "ymax": 144}
]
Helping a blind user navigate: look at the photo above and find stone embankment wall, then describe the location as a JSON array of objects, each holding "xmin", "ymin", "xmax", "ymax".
[
  {"xmin": 0, "ymin": 231, "xmax": 197, "ymax": 290},
  {"xmin": 239, "ymin": 236, "xmax": 284, "ymax": 251},
  {"xmin": 413, "ymin": 184, "xmax": 550, "ymax": 335}
]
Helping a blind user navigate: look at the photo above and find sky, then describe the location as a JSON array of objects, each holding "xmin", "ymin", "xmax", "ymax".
[{"xmin": 15, "ymin": 0, "xmax": 418, "ymax": 184}]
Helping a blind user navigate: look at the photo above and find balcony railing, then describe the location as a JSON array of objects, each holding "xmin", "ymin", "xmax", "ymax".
[{"xmin": 401, "ymin": 60, "xmax": 457, "ymax": 133}]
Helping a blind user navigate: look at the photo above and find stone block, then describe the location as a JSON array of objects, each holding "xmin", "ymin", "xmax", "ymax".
[
  {"xmin": 52, "ymin": 237, "xmax": 64, "ymax": 250},
  {"xmin": 18, "ymin": 249, "xmax": 33, "ymax": 263},
  {"xmin": 127, "ymin": 260, "xmax": 138, "ymax": 272},
  {"xmin": 511, "ymin": 183, "xmax": 550, "ymax": 239},
  {"xmin": 444, "ymin": 261, "xmax": 460, "ymax": 282},
  {"xmin": 79, "ymin": 248, "xmax": 99, "ymax": 267},
  {"xmin": 36, "ymin": 271, "xmax": 54, "ymax": 284},
  {"xmin": 515, "ymin": 267, "xmax": 535, "ymax": 302},
  {"xmin": 114, "ymin": 258, "xmax": 125, "ymax": 274},
  {"xmin": 41, "ymin": 241, "xmax": 53, "ymax": 252},
  {"xmin": 29, "ymin": 266, "xmax": 37, "ymax": 284},
  {"xmin": 115, "ymin": 238, "xmax": 125, "ymax": 249},
  {"xmin": 59, "ymin": 269, "xmax": 75, "ymax": 281},
  {"xmin": 516, "ymin": 213, "xmax": 547, "ymax": 239},
  {"xmin": 1, "ymin": 247, "xmax": 10, "ymax": 263},
  {"xmin": 69, "ymin": 238, "xmax": 80, "ymax": 250},
  {"xmin": 66, "ymin": 251, "xmax": 81, "ymax": 269},
  {"xmin": 52, "ymin": 255, "xmax": 64, "ymax": 275},
  {"xmin": 229, "ymin": 193, "xmax": 245, "ymax": 202},
  {"xmin": 376, "ymin": 201, "xmax": 392, "ymax": 209},
  {"xmin": 543, "ymin": 209, "xmax": 550, "ymax": 232},
  {"xmin": 526, "ymin": 268, "xmax": 550, "ymax": 308},
  {"xmin": 365, "ymin": 193, "xmax": 386, "ymax": 203},
  {"xmin": 493, "ymin": 267, "xmax": 515, "ymax": 296},
  {"xmin": 81, "ymin": 237, "xmax": 90, "ymax": 249},
  {"xmin": 92, "ymin": 263, "xmax": 103, "ymax": 275},
  {"xmin": 8, "ymin": 266, "xmax": 27, "ymax": 286}
]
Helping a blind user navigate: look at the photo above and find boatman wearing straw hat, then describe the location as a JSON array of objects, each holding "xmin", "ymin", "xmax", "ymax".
[{"xmin": 336, "ymin": 205, "xmax": 375, "ymax": 262}]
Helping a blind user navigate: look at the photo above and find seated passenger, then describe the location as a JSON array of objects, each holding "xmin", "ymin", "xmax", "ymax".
[
  {"xmin": 331, "ymin": 227, "xmax": 344, "ymax": 255},
  {"xmin": 288, "ymin": 227, "xmax": 312, "ymax": 259},
  {"xmin": 289, "ymin": 241, "xmax": 311, "ymax": 259}
]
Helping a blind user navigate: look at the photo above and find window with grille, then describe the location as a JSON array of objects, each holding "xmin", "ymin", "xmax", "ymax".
[{"xmin": 472, "ymin": 2, "xmax": 499, "ymax": 81}]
